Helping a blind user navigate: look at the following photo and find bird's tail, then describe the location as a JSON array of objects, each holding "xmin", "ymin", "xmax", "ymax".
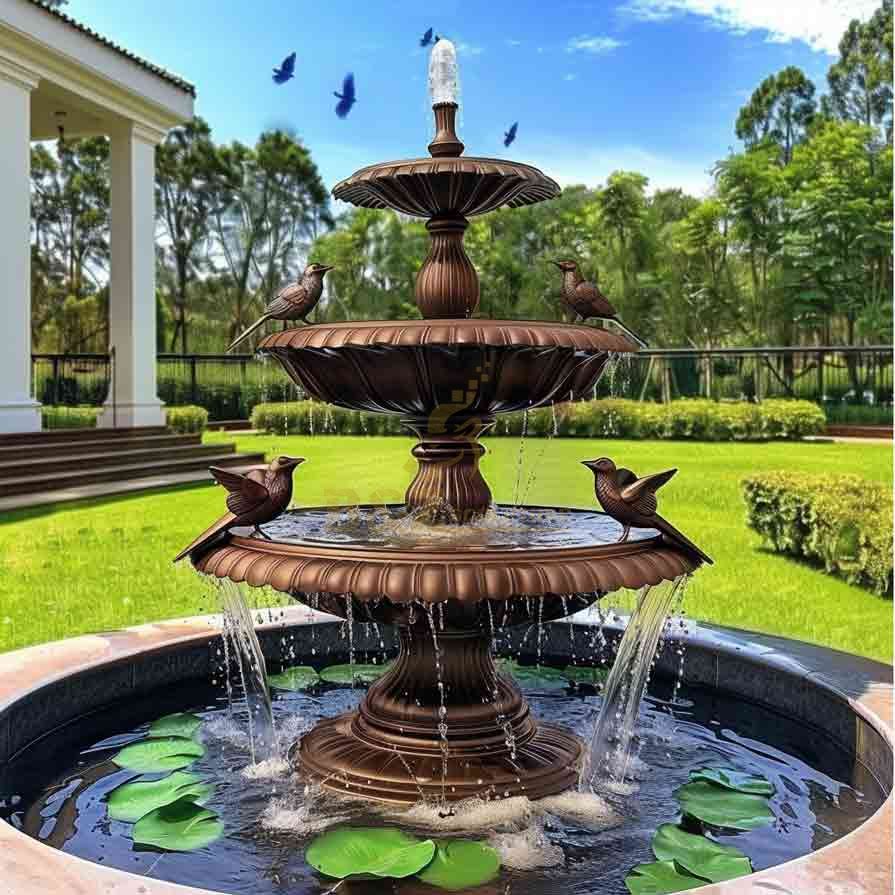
[
  {"xmin": 609, "ymin": 317, "xmax": 649, "ymax": 349},
  {"xmin": 173, "ymin": 512, "xmax": 237, "ymax": 563},
  {"xmin": 227, "ymin": 315, "xmax": 272, "ymax": 353},
  {"xmin": 653, "ymin": 515, "xmax": 713, "ymax": 566}
]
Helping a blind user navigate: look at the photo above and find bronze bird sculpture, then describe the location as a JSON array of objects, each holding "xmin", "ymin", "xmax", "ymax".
[
  {"xmin": 582, "ymin": 457, "xmax": 712, "ymax": 564},
  {"xmin": 227, "ymin": 263, "xmax": 334, "ymax": 352},
  {"xmin": 551, "ymin": 259, "xmax": 646, "ymax": 346},
  {"xmin": 173, "ymin": 456, "xmax": 305, "ymax": 562}
]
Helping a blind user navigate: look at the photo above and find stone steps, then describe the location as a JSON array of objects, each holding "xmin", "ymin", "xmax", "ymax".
[{"xmin": 0, "ymin": 427, "xmax": 264, "ymax": 503}]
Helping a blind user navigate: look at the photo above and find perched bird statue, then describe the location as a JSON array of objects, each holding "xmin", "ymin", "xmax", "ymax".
[
  {"xmin": 227, "ymin": 263, "xmax": 333, "ymax": 352},
  {"xmin": 582, "ymin": 457, "xmax": 712, "ymax": 564},
  {"xmin": 334, "ymin": 73, "xmax": 356, "ymax": 118},
  {"xmin": 503, "ymin": 121, "xmax": 518, "ymax": 148},
  {"xmin": 174, "ymin": 456, "xmax": 305, "ymax": 562},
  {"xmin": 550, "ymin": 259, "xmax": 646, "ymax": 345},
  {"xmin": 272, "ymin": 52, "xmax": 296, "ymax": 85}
]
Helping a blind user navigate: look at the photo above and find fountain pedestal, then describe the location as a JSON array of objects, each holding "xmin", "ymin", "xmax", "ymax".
[{"xmin": 295, "ymin": 622, "xmax": 582, "ymax": 804}]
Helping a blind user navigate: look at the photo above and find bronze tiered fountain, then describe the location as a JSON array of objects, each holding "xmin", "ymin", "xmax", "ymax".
[{"xmin": 188, "ymin": 40, "xmax": 705, "ymax": 805}]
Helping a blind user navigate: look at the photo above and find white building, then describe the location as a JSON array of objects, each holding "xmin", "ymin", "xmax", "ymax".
[{"xmin": 0, "ymin": 0, "xmax": 194, "ymax": 432}]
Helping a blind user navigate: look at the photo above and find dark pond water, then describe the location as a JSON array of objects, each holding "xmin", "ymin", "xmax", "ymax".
[{"xmin": 0, "ymin": 670, "xmax": 884, "ymax": 895}]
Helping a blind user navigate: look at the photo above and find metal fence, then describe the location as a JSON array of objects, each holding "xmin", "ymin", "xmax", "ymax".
[{"xmin": 32, "ymin": 345, "xmax": 894, "ymax": 424}]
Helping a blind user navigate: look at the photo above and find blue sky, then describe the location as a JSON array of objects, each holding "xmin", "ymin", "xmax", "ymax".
[{"xmin": 70, "ymin": 0, "xmax": 880, "ymax": 199}]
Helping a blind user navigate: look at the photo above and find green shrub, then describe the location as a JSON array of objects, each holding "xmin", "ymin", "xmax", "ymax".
[
  {"xmin": 251, "ymin": 398, "xmax": 825, "ymax": 442},
  {"xmin": 743, "ymin": 472, "xmax": 893, "ymax": 596},
  {"xmin": 41, "ymin": 405, "xmax": 101, "ymax": 429},
  {"xmin": 165, "ymin": 405, "xmax": 209, "ymax": 434}
]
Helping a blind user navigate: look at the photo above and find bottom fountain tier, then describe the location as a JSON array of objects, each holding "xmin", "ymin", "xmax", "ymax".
[{"xmin": 293, "ymin": 623, "xmax": 583, "ymax": 804}]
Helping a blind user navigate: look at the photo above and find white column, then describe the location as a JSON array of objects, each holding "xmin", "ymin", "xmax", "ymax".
[
  {"xmin": 98, "ymin": 122, "xmax": 166, "ymax": 429},
  {"xmin": 0, "ymin": 59, "xmax": 41, "ymax": 433}
]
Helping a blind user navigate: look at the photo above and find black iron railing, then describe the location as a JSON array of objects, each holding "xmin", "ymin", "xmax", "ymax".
[{"xmin": 32, "ymin": 346, "xmax": 894, "ymax": 424}]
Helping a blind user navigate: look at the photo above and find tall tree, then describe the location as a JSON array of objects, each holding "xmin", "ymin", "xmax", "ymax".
[
  {"xmin": 214, "ymin": 131, "xmax": 331, "ymax": 344},
  {"xmin": 595, "ymin": 171, "xmax": 648, "ymax": 297},
  {"xmin": 783, "ymin": 120, "xmax": 892, "ymax": 351},
  {"xmin": 736, "ymin": 67, "xmax": 816, "ymax": 164},
  {"xmin": 156, "ymin": 117, "xmax": 235, "ymax": 354},
  {"xmin": 824, "ymin": 0, "xmax": 893, "ymax": 140},
  {"xmin": 30, "ymin": 137, "xmax": 110, "ymax": 351}
]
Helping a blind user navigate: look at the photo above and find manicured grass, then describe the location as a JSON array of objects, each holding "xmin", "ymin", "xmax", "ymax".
[{"xmin": 0, "ymin": 433, "xmax": 891, "ymax": 661}]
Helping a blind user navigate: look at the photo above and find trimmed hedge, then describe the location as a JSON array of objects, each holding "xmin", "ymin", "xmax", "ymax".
[
  {"xmin": 251, "ymin": 398, "xmax": 826, "ymax": 441},
  {"xmin": 743, "ymin": 472, "xmax": 893, "ymax": 596},
  {"xmin": 41, "ymin": 405, "xmax": 101, "ymax": 429},
  {"xmin": 165, "ymin": 405, "xmax": 209, "ymax": 434},
  {"xmin": 39, "ymin": 404, "xmax": 208, "ymax": 434}
]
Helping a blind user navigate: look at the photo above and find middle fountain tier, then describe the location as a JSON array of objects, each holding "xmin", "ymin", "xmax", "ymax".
[{"xmin": 189, "ymin": 38, "xmax": 708, "ymax": 806}]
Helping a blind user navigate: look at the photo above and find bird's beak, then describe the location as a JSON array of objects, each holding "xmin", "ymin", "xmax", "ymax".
[
  {"xmin": 287, "ymin": 457, "xmax": 305, "ymax": 468},
  {"xmin": 581, "ymin": 460, "xmax": 596, "ymax": 469},
  {"xmin": 549, "ymin": 260, "xmax": 562, "ymax": 268},
  {"xmin": 319, "ymin": 265, "xmax": 334, "ymax": 273}
]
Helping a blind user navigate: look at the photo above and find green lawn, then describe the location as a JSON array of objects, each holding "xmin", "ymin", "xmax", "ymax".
[{"xmin": 0, "ymin": 432, "xmax": 890, "ymax": 661}]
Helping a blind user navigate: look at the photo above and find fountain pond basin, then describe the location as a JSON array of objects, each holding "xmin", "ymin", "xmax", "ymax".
[{"xmin": 0, "ymin": 608, "xmax": 890, "ymax": 895}]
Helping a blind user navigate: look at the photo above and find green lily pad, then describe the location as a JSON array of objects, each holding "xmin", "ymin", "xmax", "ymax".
[
  {"xmin": 625, "ymin": 860, "xmax": 706, "ymax": 894},
  {"xmin": 496, "ymin": 659, "xmax": 569, "ymax": 689},
  {"xmin": 319, "ymin": 662, "xmax": 392, "ymax": 685},
  {"xmin": 563, "ymin": 665, "xmax": 609, "ymax": 686},
  {"xmin": 416, "ymin": 839, "xmax": 501, "ymax": 891},
  {"xmin": 652, "ymin": 824, "xmax": 752, "ymax": 883},
  {"xmin": 688, "ymin": 768, "xmax": 775, "ymax": 797},
  {"xmin": 268, "ymin": 666, "xmax": 320, "ymax": 691},
  {"xmin": 305, "ymin": 827, "xmax": 435, "ymax": 880},
  {"xmin": 675, "ymin": 781, "xmax": 774, "ymax": 831},
  {"xmin": 113, "ymin": 737, "xmax": 205, "ymax": 773},
  {"xmin": 148, "ymin": 713, "xmax": 203, "ymax": 739},
  {"xmin": 107, "ymin": 771, "xmax": 214, "ymax": 823},
  {"xmin": 132, "ymin": 799, "xmax": 223, "ymax": 852}
]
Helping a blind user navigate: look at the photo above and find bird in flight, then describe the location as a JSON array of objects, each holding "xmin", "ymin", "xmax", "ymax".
[
  {"xmin": 228, "ymin": 263, "xmax": 334, "ymax": 352},
  {"xmin": 272, "ymin": 52, "xmax": 296, "ymax": 85},
  {"xmin": 334, "ymin": 73, "xmax": 356, "ymax": 118},
  {"xmin": 504, "ymin": 122, "xmax": 518, "ymax": 148},
  {"xmin": 582, "ymin": 457, "xmax": 712, "ymax": 564},
  {"xmin": 173, "ymin": 456, "xmax": 305, "ymax": 561}
]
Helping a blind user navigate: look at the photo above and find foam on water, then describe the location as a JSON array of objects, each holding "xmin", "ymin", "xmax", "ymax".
[
  {"xmin": 241, "ymin": 758, "xmax": 291, "ymax": 780},
  {"xmin": 489, "ymin": 822, "xmax": 565, "ymax": 871}
]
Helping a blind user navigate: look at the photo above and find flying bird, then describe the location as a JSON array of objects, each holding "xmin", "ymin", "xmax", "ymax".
[
  {"xmin": 504, "ymin": 122, "xmax": 518, "ymax": 148},
  {"xmin": 272, "ymin": 52, "xmax": 296, "ymax": 85},
  {"xmin": 420, "ymin": 27, "xmax": 434, "ymax": 47},
  {"xmin": 174, "ymin": 456, "xmax": 305, "ymax": 562},
  {"xmin": 582, "ymin": 457, "xmax": 712, "ymax": 564},
  {"xmin": 334, "ymin": 73, "xmax": 356, "ymax": 118},
  {"xmin": 551, "ymin": 259, "xmax": 646, "ymax": 345},
  {"xmin": 227, "ymin": 263, "xmax": 333, "ymax": 352}
]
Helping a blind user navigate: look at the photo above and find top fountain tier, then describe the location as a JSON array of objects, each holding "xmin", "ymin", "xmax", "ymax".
[{"xmin": 332, "ymin": 155, "xmax": 560, "ymax": 219}]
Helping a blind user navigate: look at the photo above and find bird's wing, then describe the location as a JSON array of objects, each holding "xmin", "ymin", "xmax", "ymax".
[
  {"xmin": 342, "ymin": 73, "xmax": 355, "ymax": 100},
  {"xmin": 335, "ymin": 96, "xmax": 352, "ymax": 118},
  {"xmin": 575, "ymin": 281, "xmax": 618, "ymax": 315},
  {"xmin": 620, "ymin": 468, "xmax": 677, "ymax": 517},
  {"xmin": 284, "ymin": 52, "xmax": 296, "ymax": 74},
  {"xmin": 265, "ymin": 282, "xmax": 304, "ymax": 316},
  {"xmin": 616, "ymin": 467, "xmax": 638, "ymax": 488},
  {"xmin": 210, "ymin": 466, "xmax": 269, "ymax": 516},
  {"xmin": 421, "ymin": 27, "xmax": 432, "ymax": 45},
  {"xmin": 509, "ymin": 122, "xmax": 517, "ymax": 138}
]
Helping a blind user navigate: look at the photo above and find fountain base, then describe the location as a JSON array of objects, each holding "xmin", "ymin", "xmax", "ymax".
[{"xmin": 293, "ymin": 624, "xmax": 583, "ymax": 804}]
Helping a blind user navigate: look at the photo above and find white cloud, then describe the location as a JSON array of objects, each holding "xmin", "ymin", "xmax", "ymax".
[
  {"xmin": 564, "ymin": 73, "xmax": 577, "ymax": 81},
  {"xmin": 619, "ymin": 0, "xmax": 880, "ymax": 55},
  {"xmin": 525, "ymin": 142, "xmax": 715, "ymax": 198},
  {"xmin": 455, "ymin": 42, "xmax": 484, "ymax": 56},
  {"xmin": 566, "ymin": 34, "xmax": 627, "ymax": 54}
]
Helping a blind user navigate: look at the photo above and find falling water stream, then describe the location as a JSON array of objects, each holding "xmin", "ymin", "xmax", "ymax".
[
  {"xmin": 581, "ymin": 575, "xmax": 687, "ymax": 788},
  {"xmin": 219, "ymin": 580, "xmax": 276, "ymax": 764}
]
